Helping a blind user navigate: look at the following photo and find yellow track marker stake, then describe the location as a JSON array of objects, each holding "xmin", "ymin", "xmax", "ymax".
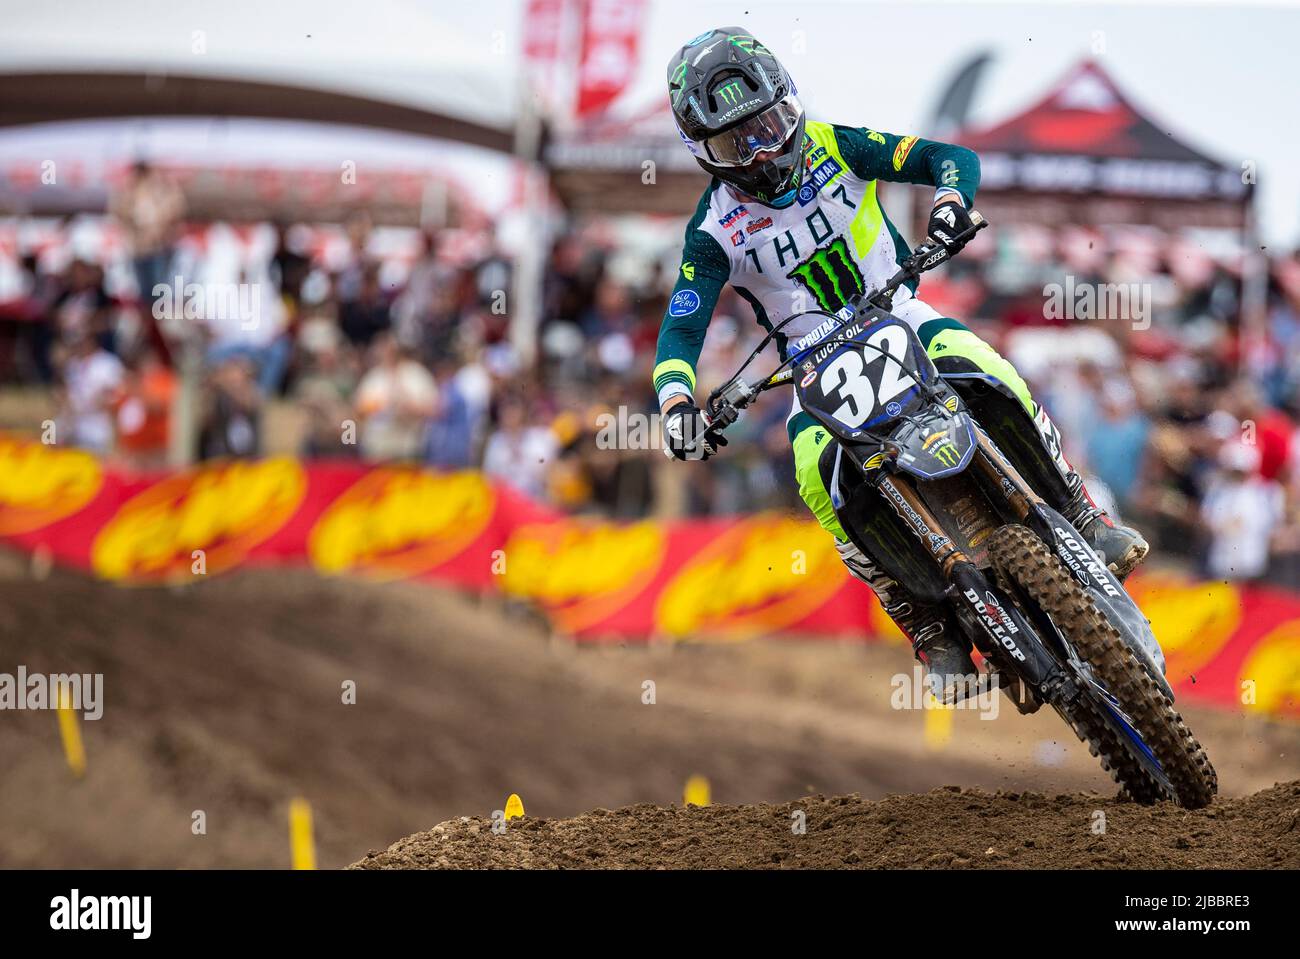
[
  {"xmin": 56, "ymin": 688, "xmax": 86, "ymax": 778},
  {"xmin": 289, "ymin": 798, "xmax": 317, "ymax": 870},
  {"xmin": 924, "ymin": 692, "xmax": 954, "ymax": 750},
  {"xmin": 504, "ymin": 793, "xmax": 525, "ymax": 821},
  {"xmin": 683, "ymin": 775, "xmax": 711, "ymax": 807}
]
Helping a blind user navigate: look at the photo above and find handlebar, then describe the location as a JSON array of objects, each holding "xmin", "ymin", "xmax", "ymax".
[{"xmin": 703, "ymin": 210, "xmax": 988, "ymax": 426}]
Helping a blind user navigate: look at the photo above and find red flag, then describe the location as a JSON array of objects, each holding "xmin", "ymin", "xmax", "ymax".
[{"xmin": 574, "ymin": 0, "xmax": 646, "ymax": 119}]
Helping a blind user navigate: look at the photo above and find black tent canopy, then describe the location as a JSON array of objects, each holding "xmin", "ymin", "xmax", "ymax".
[{"xmin": 954, "ymin": 60, "xmax": 1252, "ymax": 229}]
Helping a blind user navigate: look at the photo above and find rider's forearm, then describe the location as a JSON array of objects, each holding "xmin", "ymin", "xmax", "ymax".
[
  {"xmin": 833, "ymin": 125, "xmax": 981, "ymax": 208},
  {"xmin": 654, "ymin": 191, "xmax": 732, "ymax": 410},
  {"xmin": 653, "ymin": 270, "xmax": 725, "ymax": 408},
  {"xmin": 910, "ymin": 138, "xmax": 980, "ymax": 208}
]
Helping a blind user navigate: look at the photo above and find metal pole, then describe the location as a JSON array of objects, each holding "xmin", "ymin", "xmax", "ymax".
[
  {"xmin": 1239, "ymin": 202, "xmax": 1267, "ymax": 378},
  {"xmin": 168, "ymin": 316, "xmax": 200, "ymax": 467},
  {"xmin": 509, "ymin": 73, "xmax": 548, "ymax": 367}
]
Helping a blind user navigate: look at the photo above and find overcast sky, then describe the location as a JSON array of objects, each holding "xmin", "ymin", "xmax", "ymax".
[{"xmin": 4, "ymin": 0, "xmax": 1298, "ymax": 243}]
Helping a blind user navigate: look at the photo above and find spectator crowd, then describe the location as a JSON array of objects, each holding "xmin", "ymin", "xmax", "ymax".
[{"xmin": 2, "ymin": 167, "xmax": 1300, "ymax": 587}]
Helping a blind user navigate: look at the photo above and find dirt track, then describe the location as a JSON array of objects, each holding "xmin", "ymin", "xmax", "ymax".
[
  {"xmin": 354, "ymin": 781, "xmax": 1300, "ymax": 869},
  {"xmin": 1, "ymin": 549, "xmax": 1297, "ymax": 869}
]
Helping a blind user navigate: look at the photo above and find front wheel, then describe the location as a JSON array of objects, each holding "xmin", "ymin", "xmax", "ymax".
[{"xmin": 986, "ymin": 524, "xmax": 1217, "ymax": 808}]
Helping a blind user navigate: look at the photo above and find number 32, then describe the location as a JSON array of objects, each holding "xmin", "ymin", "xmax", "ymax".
[{"xmin": 820, "ymin": 325, "xmax": 911, "ymax": 427}]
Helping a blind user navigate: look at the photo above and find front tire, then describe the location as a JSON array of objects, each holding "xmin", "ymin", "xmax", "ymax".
[{"xmin": 987, "ymin": 524, "xmax": 1217, "ymax": 808}]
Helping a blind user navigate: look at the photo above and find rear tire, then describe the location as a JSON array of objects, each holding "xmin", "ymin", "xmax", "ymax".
[{"xmin": 987, "ymin": 524, "xmax": 1217, "ymax": 808}]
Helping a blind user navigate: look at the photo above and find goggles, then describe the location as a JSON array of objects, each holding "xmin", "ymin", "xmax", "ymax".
[{"xmin": 702, "ymin": 95, "xmax": 804, "ymax": 167}]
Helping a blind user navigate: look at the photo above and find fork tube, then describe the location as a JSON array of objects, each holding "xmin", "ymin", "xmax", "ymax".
[
  {"xmin": 971, "ymin": 429, "xmax": 1043, "ymax": 521},
  {"xmin": 876, "ymin": 475, "xmax": 969, "ymax": 577}
]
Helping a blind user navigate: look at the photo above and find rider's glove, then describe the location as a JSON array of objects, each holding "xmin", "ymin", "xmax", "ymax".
[
  {"xmin": 662, "ymin": 401, "xmax": 728, "ymax": 462},
  {"xmin": 927, "ymin": 199, "xmax": 974, "ymax": 253}
]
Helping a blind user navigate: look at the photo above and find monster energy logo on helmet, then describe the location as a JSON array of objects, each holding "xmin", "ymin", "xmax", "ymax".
[
  {"xmin": 666, "ymin": 25, "xmax": 806, "ymax": 208},
  {"xmin": 787, "ymin": 237, "xmax": 865, "ymax": 312},
  {"xmin": 715, "ymin": 80, "xmax": 744, "ymax": 105}
]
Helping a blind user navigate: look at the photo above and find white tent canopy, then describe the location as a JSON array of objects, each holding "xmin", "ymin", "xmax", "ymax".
[{"xmin": 0, "ymin": 0, "xmax": 518, "ymax": 133}]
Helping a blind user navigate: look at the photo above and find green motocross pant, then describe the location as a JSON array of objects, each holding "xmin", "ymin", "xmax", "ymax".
[{"xmin": 790, "ymin": 312, "xmax": 1035, "ymax": 543}]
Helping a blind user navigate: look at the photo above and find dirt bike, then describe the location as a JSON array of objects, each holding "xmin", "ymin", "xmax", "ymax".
[{"xmin": 702, "ymin": 212, "xmax": 1218, "ymax": 808}]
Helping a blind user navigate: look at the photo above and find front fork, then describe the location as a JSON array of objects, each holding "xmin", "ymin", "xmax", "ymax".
[{"xmin": 873, "ymin": 458, "xmax": 1065, "ymax": 697}]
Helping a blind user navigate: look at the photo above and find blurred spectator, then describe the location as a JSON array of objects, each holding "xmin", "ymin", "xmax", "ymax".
[
  {"xmin": 1082, "ymin": 375, "xmax": 1151, "ymax": 510},
  {"xmin": 202, "ymin": 265, "xmax": 292, "ymax": 396},
  {"xmin": 109, "ymin": 161, "xmax": 185, "ymax": 306},
  {"xmin": 354, "ymin": 333, "xmax": 437, "ymax": 461},
  {"xmin": 113, "ymin": 348, "xmax": 175, "ymax": 468},
  {"xmin": 1220, "ymin": 379, "xmax": 1293, "ymax": 483},
  {"xmin": 294, "ymin": 318, "xmax": 359, "ymax": 459},
  {"xmin": 270, "ymin": 223, "xmax": 311, "ymax": 312},
  {"xmin": 339, "ymin": 263, "xmax": 392, "ymax": 349},
  {"xmin": 1201, "ymin": 442, "xmax": 1284, "ymax": 582},
  {"xmin": 198, "ymin": 358, "xmax": 262, "ymax": 459},
  {"xmin": 481, "ymin": 396, "xmax": 557, "ymax": 499},
  {"xmin": 422, "ymin": 353, "xmax": 477, "ymax": 469},
  {"xmin": 392, "ymin": 230, "xmax": 451, "ymax": 351},
  {"xmin": 51, "ymin": 259, "xmax": 115, "ymax": 352},
  {"xmin": 56, "ymin": 328, "xmax": 124, "ymax": 454}
]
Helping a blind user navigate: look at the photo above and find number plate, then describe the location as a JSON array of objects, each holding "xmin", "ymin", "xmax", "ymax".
[{"xmin": 795, "ymin": 316, "xmax": 931, "ymax": 440}]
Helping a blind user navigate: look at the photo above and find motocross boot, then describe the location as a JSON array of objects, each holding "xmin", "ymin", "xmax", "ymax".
[
  {"xmin": 836, "ymin": 540, "xmax": 978, "ymax": 704},
  {"xmin": 1030, "ymin": 405, "xmax": 1149, "ymax": 580},
  {"xmin": 1060, "ymin": 469, "xmax": 1149, "ymax": 581}
]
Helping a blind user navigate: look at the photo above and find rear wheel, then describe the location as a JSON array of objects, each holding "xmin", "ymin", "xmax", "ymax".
[{"xmin": 986, "ymin": 524, "xmax": 1217, "ymax": 808}]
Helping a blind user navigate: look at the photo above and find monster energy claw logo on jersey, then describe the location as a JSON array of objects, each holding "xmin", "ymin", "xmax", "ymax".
[{"xmin": 786, "ymin": 236, "xmax": 865, "ymax": 312}]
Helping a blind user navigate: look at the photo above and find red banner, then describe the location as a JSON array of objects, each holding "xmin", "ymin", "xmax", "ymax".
[
  {"xmin": 523, "ymin": 0, "xmax": 566, "ymax": 62},
  {"xmin": 1, "ymin": 434, "xmax": 1296, "ymax": 719},
  {"xmin": 573, "ymin": 0, "xmax": 646, "ymax": 119},
  {"xmin": 521, "ymin": 0, "xmax": 569, "ymax": 114}
]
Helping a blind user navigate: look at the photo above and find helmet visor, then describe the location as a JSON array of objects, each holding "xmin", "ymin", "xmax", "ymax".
[{"xmin": 702, "ymin": 95, "xmax": 804, "ymax": 167}]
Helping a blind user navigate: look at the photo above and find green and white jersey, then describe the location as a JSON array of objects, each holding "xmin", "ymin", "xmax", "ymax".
[{"xmin": 653, "ymin": 119, "xmax": 980, "ymax": 407}]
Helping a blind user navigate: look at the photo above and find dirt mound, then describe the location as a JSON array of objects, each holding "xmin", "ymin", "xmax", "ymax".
[{"xmin": 354, "ymin": 781, "xmax": 1300, "ymax": 870}]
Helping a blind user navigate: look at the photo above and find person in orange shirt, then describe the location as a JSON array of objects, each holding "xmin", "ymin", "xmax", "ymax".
[{"xmin": 114, "ymin": 348, "xmax": 176, "ymax": 468}]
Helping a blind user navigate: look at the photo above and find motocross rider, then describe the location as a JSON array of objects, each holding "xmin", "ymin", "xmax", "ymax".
[{"xmin": 655, "ymin": 27, "xmax": 1148, "ymax": 694}]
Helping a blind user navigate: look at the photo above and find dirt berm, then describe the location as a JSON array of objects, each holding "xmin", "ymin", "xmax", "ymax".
[{"xmin": 353, "ymin": 782, "xmax": 1300, "ymax": 869}]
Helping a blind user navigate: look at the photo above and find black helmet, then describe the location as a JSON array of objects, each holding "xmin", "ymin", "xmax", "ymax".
[{"xmin": 667, "ymin": 27, "xmax": 807, "ymax": 208}]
